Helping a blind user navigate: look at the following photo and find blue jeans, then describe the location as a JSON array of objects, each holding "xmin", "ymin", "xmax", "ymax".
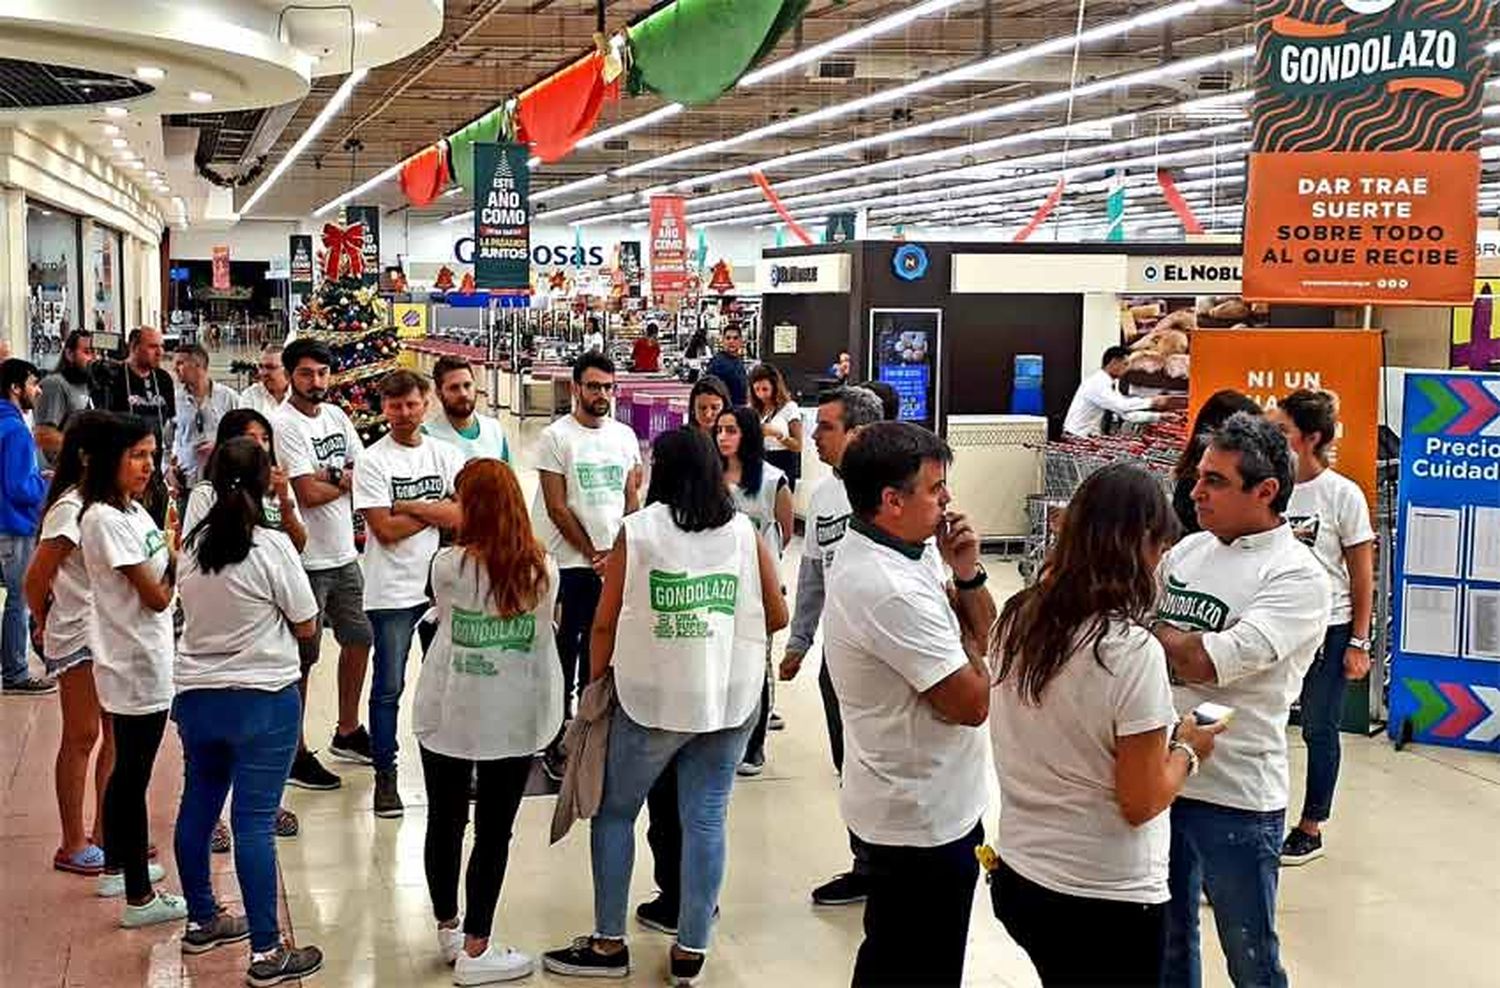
[
  {"xmin": 1299, "ymin": 623, "xmax": 1352, "ymax": 823},
  {"xmin": 592, "ymin": 707, "xmax": 754, "ymax": 952},
  {"xmin": 173, "ymin": 685, "xmax": 301, "ymax": 952},
  {"xmin": 0, "ymin": 534, "xmax": 34, "ymax": 685},
  {"xmin": 1164, "ymin": 799, "xmax": 1287, "ymax": 988},
  {"xmin": 368, "ymin": 604, "xmax": 426, "ymax": 773}
]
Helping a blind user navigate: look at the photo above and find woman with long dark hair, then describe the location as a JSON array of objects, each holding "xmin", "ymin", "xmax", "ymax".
[
  {"xmin": 414, "ymin": 458, "xmax": 562, "ymax": 984},
  {"xmin": 687, "ymin": 375, "xmax": 732, "ymax": 435},
  {"xmin": 544, "ymin": 429, "xmax": 787, "ymax": 986},
  {"xmin": 25, "ymin": 411, "xmax": 116, "ymax": 876},
  {"xmin": 749, "ymin": 362, "xmax": 803, "ymax": 490},
  {"xmin": 1271, "ymin": 390, "xmax": 1375, "ymax": 866},
  {"xmin": 1173, "ymin": 391, "xmax": 1261, "ymax": 533},
  {"xmin": 988, "ymin": 464, "xmax": 1221, "ymax": 986},
  {"xmin": 173, "ymin": 437, "xmax": 323, "ymax": 984},
  {"xmin": 78, "ymin": 414, "xmax": 181, "ymax": 924}
]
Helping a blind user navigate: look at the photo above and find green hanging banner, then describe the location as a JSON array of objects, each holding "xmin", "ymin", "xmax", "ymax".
[
  {"xmin": 449, "ymin": 108, "xmax": 507, "ymax": 194},
  {"xmin": 473, "ymin": 143, "xmax": 531, "ymax": 291},
  {"xmin": 628, "ymin": 0, "xmax": 807, "ymax": 106},
  {"xmin": 1105, "ymin": 171, "xmax": 1126, "ymax": 243}
]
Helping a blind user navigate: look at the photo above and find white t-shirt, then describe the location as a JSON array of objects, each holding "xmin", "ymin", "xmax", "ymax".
[
  {"xmin": 1156, "ymin": 526, "xmax": 1331, "ymax": 812},
  {"xmin": 531, "ymin": 415, "xmax": 641, "ymax": 570},
  {"xmin": 423, "ymin": 414, "xmax": 511, "ymax": 464},
  {"xmin": 183, "ymin": 481, "xmax": 303, "ymax": 538},
  {"xmin": 760, "ymin": 401, "xmax": 801, "ymax": 452},
  {"xmin": 991, "ymin": 621, "xmax": 1177, "ymax": 904},
  {"xmin": 37, "ymin": 489, "xmax": 94, "ymax": 660},
  {"xmin": 239, "ymin": 383, "xmax": 287, "ymax": 418},
  {"xmin": 353, "ymin": 433, "xmax": 465, "ymax": 610},
  {"xmin": 79, "ymin": 501, "xmax": 174, "ymax": 715},
  {"xmin": 614, "ymin": 504, "xmax": 766, "ymax": 733},
  {"xmin": 1286, "ymin": 468, "xmax": 1374, "ymax": 625},
  {"xmin": 824, "ymin": 523, "xmax": 989, "ymax": 847},
  {"xmin": 1063, "ymin": 369, "xmax": 1158, "ymax": 436},
  {"xmin": 807, "ymin": 475, "xmax": 852, "ymax": 568},
  {"xmin": 176, "ymin": 528, "xmax": 318, "ymax": 693},
  {"xmin": 730, "ymin": 462, "xmax": 787, "ymax": 557},
  {"xmin": 273, "ymin": 402, "xmax": 362, "ymax": 571},
  {"xmin": 413, "ymin": 549, "xmax": 564, "ymax": 760}
]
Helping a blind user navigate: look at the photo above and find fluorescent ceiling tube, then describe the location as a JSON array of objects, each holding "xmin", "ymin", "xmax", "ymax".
[{"xmin": 242, "ymin": 68, "xmax": 368, "ymax": 215}]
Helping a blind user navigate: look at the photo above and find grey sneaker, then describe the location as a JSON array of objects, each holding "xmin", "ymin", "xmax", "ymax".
[
  {"xmin": 182, "ymin": 911, "xmax": 250, "ymax": 955},
  {"xmin": 3, "ymin": 676, "xmax": 56, "ymax": 696},
  {"xmin": 373, "ymin": 770, "xmax": 403, "ymax": 818},
  {"xmin": 246, "ymin": 943, "xmax": 323, "ymax": 987}
]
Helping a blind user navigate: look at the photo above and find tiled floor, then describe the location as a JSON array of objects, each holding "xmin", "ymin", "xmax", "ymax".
[{"xmin": 5, "ymin": 401, "xmax": 1500, "ymax": 985}]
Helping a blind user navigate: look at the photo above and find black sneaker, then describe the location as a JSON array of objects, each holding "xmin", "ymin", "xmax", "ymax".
[
  {"xmin": 812, "ymin": 872, "xmax": 870, "ymax": 906},
  {"xmin": 246, "ymin": 943, "xmax": 323, "ymax": 987},
  {"xmin": 287, "ymin": 750, "xmax": 342, "ymax": 791},
  {"xmin": 373, "ymin": 769, "xmax": 403, "ymax": 819},
  {"xmin": 3, "ymin": 676, "xmax": 56, "ymax": 696},
  {"xmin": 328, "ymin": 726, "xmax": 373, "ymax": 765},
  {"xmin": 767, "ymin": 711, "xmax": 785, "ymax": 731},
  {"xmin": 1280, "ymin": 828, "xmax": 1324, "ymax": 866},
  {"xmin": 541, "ymin": 937, "xmax": 630, "ymax": 979},
  {"xmin": 181, "ymin": 910, "xmax": 250, "ymax": 955},
  {"xmin": 669, "ymin": 948, "xmax": 706, "ymax": 986},
  {"xmin": 635, "ymin": 895, "xmax": 679, "ymax": 935}
]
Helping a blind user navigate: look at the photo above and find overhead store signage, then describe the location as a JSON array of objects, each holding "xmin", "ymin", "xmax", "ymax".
[
  {"xmin": 1388, "ymin": 372, "xmax": 1500, "ymax": 752},
  {"xmin": 289, "ymin": 235, "xmax": 314, "ymax": 295},
  {"xmin": 649, "ymin": 196, "xmax": 689, "ymax": 296},
  {"xmin": 756, "ymin": 253, "xmax": 852, "ymax": 294},
  {"xmin": 1127, "ymin": 255, "xmax": 1243, "ymax": 293},
  {"xmin": 619, "ymin": 241, "xmax": 644, "ymax": 297},
  {"xmin": 1242, "ymin": 0, "xmax": 1490, "ymax": 305},
  {"xmin": 345, "ymin": 206, "xmax": 381, "ymax": 287},
  {"xmin": 473, "ymin": 143, "xmax": 532, "ymax": 291},
  {"xmin": 211, "ymin": 246, "xmax": 230, "ymax": 290},
  {"xmin": 826, "ymin": 212, "xmax": 857, "ymax": 244}
]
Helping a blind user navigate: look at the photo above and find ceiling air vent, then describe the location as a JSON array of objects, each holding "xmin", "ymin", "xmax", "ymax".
[
  {"xmin": 0, "ymin": 58, "xmax": 153, "ymax": 109},
  {"xmin": 603, "ymin": 137, "xmax": 630, "ymax": 152},
  {"xmin": 1196, "ymin": 70, "xmax": 1234, "ymax": 93},
  {"xmin": 817, "ymin": 59, "xmax": 857, "ymax": 81}
]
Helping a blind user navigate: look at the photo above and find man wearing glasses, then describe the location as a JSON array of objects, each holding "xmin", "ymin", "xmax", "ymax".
[
  {"xmin": 172, "ymin": 344, "xmax": 239, "ymax": 495},
  {"xmin": 239, "ymin": 342, "xmax": 291, "ymax": 416},
  {"xmin": 532, "ymin": 352, "xmax": 642, "ymax": 778}
]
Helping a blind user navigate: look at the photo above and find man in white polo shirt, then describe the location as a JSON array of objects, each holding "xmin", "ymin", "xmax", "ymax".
[
  {"xmin": 1154, "ymin": 412, "xmax": 1330, "ymax": 988},
  {"xmin": 824, "ymin": 421, "xmax": 996, "ymax": 988}
]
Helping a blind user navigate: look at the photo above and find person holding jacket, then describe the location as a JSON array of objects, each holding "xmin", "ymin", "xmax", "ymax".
[{"xmin": 1, "ymin": 358, "xmax": 52, "ymax": 694}]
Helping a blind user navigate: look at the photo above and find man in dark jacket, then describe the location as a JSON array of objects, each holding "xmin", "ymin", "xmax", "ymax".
[
  {"xmin": 704, "ymin": 325, "xmax": 749, "ymax": 406},
  {"xmin": 94, "ymin": 327, "xmax": 175, "ymax": 524},
  {"xmin": 0, "ymin": 358, "xmax": 53, "ymax": 694}
]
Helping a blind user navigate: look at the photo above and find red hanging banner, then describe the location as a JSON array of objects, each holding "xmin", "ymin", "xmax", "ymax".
[
  {"xmin": 1155, "ymin": 170, "xmax": 1204, "ymax": 235},
  {"xmin": 1012, "ymin": 179, "xmax": 1066, "ymax": 243},
  {"xmin": 516, "ymin": 53, "xmax": 620, "ymax": 164},
  {"xmin": 649, "ymin": 195, "xmax": 690, "ymax": 297},
  {"xmin": 750, "ymin": 171, "xmax": 814, "ymax": 245},
  {"xmin": 400, "ymin": 144, "xmax": 449, "ymax": 207},
  {"xmin": 211, "ymin": 246, "xmax": 231, "ymax": 290}
]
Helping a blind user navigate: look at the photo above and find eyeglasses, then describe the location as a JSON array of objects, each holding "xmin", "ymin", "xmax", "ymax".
[{"xmin": 581, "ymin": 381, "xmax": 616, "ymax": 394}]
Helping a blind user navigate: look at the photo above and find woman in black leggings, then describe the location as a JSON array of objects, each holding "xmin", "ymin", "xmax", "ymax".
[
  {"xmin": 411, "ymin": 458, "xmax": 564, "ymax": 983},
  {"xmin": 77, "ymin": 414, "xmax": 183, "ymax": 926}
]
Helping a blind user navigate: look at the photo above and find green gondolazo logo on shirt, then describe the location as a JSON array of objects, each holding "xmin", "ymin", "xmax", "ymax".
[
  {"xmin": 451, "ymin": 608, "xmax": 536, "ymax": 653},
  {"xmin": 392, "ymin": 475, "xmax": 446, "ymax": 501},
  {"xmin": 310, "ymin": 433, "xmax": 348, "ymax": 463},
  {"xmin": 1157, "ymin": 575, "xmax": 1230, "ymax": 632},
  {"xmin": 649, "ymin": 569, "xmax": 739, "ymax": 640},
  {"xmin": 144, "ymin": 529, "xmax": 167, "ymax": 557},
  {"xmin": 576, "ymin": 462, "xmax": 624, "ymax": 492}
]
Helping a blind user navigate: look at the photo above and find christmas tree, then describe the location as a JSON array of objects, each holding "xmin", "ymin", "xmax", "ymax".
[{"xmin": 295, "ymin": 221, "xmax": 400, "ymax": 445}]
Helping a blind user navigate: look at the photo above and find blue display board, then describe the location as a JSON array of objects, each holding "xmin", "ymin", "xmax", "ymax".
[
  {"xmin": 1387, "ymin": 372, "xmax": 1500, "ymax": 751},
  {"xmin": 869, "ymin": 308, "xmax": 941, "ymax": 430}
]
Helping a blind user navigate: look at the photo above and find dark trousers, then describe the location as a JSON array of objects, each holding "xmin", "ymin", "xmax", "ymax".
[
  {"xmin": 556, "ymin": 568, "xmax": 603, "ymax": 717},
  {"xmin": 1299, "ymin": 623, "xmax": 1353, "ymax": 823},
  {"xmin": 992, "ymin": 859, "xmax": 1164, "ymax": 987},
  {"xmin": 103, "ymin": 710, "xmax": 169, "ymax": 901},
  {"xmin": 420, "ymin": 745, "xmax": 533, "ymax": 939},
  {"xmin": 818, "ymin": 658, "xmax": 844, "ymax": 773},
  {"xmin": 645, "ymin": 757, "xmax": 683, "ymax": 909},
  {"xmin": 743, "ymin": 653, "xmax": 773, "ymax": 763},
  {"xmin": 851, "ymin": 821, "xmax": 983, "ymax": 987}
]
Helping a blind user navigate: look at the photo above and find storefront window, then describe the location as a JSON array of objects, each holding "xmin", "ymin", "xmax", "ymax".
[
  {"xmin": 25, "ymin": 204, "xmax": 81, "ymax": 361},
  {"xmin": 91, "ymin": 224, "xmax": 123, "ymax": 337}
]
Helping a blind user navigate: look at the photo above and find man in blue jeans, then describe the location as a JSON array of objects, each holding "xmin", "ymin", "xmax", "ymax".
[
  {"xmin": 1154, "ymin": 413, "xmax": 1331, "ymax": 987},
  {"xmin": 0, "ymin": 358, "xmax": 54, "ymax": 695},
  {"xmin": 353, "ymin": 370, "xmax": 464, "ymax": 818}
]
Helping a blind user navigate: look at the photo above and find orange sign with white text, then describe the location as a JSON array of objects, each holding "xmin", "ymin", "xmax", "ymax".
[
  {"xmin": 1189, "ymin": 329, "xmax": 1382, "ymax": 511},
  {"xmin": 1242, "ymin": 151, "xmax": 1480, "ymax": 306}
]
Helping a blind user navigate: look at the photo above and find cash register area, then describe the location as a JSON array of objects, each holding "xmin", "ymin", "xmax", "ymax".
[{"xmin": 3, "ymin": 414, "xmax": 1498, "ymax": 988}]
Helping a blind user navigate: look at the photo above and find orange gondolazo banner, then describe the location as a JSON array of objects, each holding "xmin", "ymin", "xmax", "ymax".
[{"xmin": 516, "ymin": 53, "xmax": 620, "ymax": 164}]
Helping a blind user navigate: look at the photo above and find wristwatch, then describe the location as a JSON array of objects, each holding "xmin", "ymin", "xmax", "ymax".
[
  {"xmin": 1169, "ymin": 740, "xmax": 1200, "ymax": 776},
  {"xmin": 1348, "ymin": 636, "xmax": 1372, "ymax": 652},
  {"xmin": 954, "ymin": 563, "xmax": 988, "ymax": 592},
  {"xmin": 325, "ymin": 465, "xmax": 344, "ymax": 488}
]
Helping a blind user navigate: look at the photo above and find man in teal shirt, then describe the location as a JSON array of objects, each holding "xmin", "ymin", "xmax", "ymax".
[{"xmin": 423, "ymin": 356, "xmax": 511, "ymax": 464}]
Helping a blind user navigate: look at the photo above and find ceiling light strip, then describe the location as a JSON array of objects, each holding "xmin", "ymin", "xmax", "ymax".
[
  {"xmin": 738, "ymin": 0, "xmax": 975, "ymax": 87},
  {"xmin": 243, "ymin": 69, "xmax": 368, "ymax": 216}
]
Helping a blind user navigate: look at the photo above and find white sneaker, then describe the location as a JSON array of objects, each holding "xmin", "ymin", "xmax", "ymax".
[
  {"xmin": 454, "ymin": 944, "xmax": 535, "ymax": 985},
  {"xmin": 96, "ymin": 862, "xmax": 166, "ymax": 897},
  {"xmin": 437, "ymin": 925, "xmax": 464, "ymax": 965}
]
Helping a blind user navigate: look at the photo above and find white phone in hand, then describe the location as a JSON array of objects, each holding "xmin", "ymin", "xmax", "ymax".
[{"xmin": 1193, "ymin": 702, "xmax": 1235, "ymax": 727}]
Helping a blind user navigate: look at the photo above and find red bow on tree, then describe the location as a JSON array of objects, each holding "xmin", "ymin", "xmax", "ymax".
[{"xmin": 321, "ymin": 222, "xmax": 366, "ymax": 281}]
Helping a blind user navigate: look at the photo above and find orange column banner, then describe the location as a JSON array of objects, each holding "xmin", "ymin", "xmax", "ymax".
[
  {"xmin": 211, "ymin": 246, "xmax": 231, "ymax": 290},
  {"xmin": 1242, "ymin": 0, "xmax": 1490, "ymax": 306},
  {"xmin": 1188, "ymin": 328, "xmax": 1382, "ymax": 511},
  {"xmin": 649, "ymin": 195, "xmax": 689, "ymax": 297}
]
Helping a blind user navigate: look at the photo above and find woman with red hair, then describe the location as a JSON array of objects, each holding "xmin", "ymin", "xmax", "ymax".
[{"xmin": 412, "ymin": 458, "xmax": 562, "ymax": 985}]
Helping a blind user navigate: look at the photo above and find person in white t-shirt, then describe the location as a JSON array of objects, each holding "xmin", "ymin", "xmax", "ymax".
[
  {"xmin": 414, "ymin": 458, "xmax": 562, "ymax": 985},
  {"xmin": 422, "ymin": 355, "xmax": 511, "ymax": 464},
  {"xmin": 238, "ymin": 343, "xmax": 290, "ymax": 417},
  {"xmin": 749, "ymin": 362, "xmax": 803, "ymax": 490},
  {"xmin": 824, "ymin": 421, "xmax": 997, "ymax": 988},
  {"xmin": 272, "ymin": 339, "xmax": 372, "ymax": 784},
  {"xmin": 777, "ymin": 386, "xmax": 885, "ymax": 908},
  {"xmin": 353, "ymin": 370, "xmax": 464, "ymax": 819},
  {"xmin": 1271, "ymin": 390, "xmax": 1375, "ymax": 866},
  {"xmin": 716, "ymin": 405, "xmax": 791, "ymax": 778},
  {"xmin": 77, "ymin": 414, "xmax": 185, "ymax": 927},
  {"xmin": 23, "ymin": 412, "xmax": 116, "ymax": 878},
  {"xmin": 542, "ymin": 429, "xmax": 787, "ymax": 985},
  {"xmin": 1062, "ymin": 345, "xmax": 1176, "ymax": 437},
  {"xmin": 988, "ymin": 463, "xmax": 1221, "ymax": 987},
  {"xmin": 172, "ymin": 438, "xmax": 323, "ymax": 985},
  {"xmin": 532, "ymin": 352, "xmax": 642, "ymax": 776},
  {"xmin": 1154, "ymin": 412, "xmax": 1331, "ymax": 988}
]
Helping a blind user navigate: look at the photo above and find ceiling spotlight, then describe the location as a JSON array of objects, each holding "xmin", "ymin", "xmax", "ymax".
[
  {"xmin": 104, "ymin": 106, "xmax": 128, "ymax": 118},
  {"xmin": 188, "ymin": 91, "xmax": 213, "ymax": 104},
  {"xmin": 135, "ymin": 66, "xmax": 165, "ymax": 80},
  {"xmin": 101, "ymin": 124, "xmax": 120, "ymax": 136},
  {"xmin": 111, "ymin": 138, "xmax": 127, "ymax": 148},
  {"xmin": 355, "ymin": 19, "xmax": 380, "ymax": 33}
]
